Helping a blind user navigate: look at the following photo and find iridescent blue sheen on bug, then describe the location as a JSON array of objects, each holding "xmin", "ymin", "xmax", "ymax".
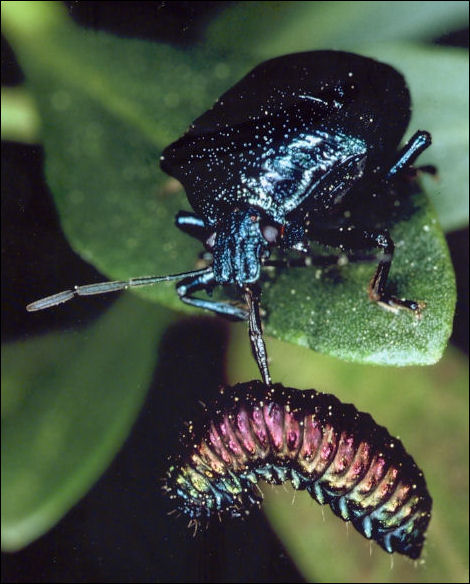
[{"xmin": 164, "ymin": 381, "xmax": 432, "ymax": 559}]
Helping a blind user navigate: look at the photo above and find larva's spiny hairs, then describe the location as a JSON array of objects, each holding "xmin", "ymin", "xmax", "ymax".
[{"xmin": 163, "ymin": 381, "xmax": 431, "ymax": 559}]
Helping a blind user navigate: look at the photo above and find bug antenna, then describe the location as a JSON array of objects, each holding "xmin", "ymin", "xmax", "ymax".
[{"xmin": 26, "ymin": 267, "xmax": 213, "ymax": 312}]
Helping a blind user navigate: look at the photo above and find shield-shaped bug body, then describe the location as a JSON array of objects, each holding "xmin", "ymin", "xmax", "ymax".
[{"xmin": 27, "ymin": 51, "xmax": 432, "ymax": 384}]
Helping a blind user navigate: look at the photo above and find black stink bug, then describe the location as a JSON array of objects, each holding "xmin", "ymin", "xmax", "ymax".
[{"xmin": 27, "ymin": 51, "xmax": 432, "ymax": 385}]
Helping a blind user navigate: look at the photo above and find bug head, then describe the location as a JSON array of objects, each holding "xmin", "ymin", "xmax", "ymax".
[{"xmin": 208, "ymin": 207, "xmax": 276, "ymax": 287}]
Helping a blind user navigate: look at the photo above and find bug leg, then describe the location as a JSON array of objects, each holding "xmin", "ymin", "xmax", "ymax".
[
  {"xmin": 365, "ymin": 231, "xmax": 424, "ymax": 316},
  {"xmin": 177, "ymin": 272, "xmax": 272, "ymax": 383},
  {"xmin": 245, "ymin": 285, "xmax": 272, "ymax": 386},
  {"xmin": 175, "ymin": 211, "xmax": 211, "ymax": 242},
  {"xmin": 386, "ymin": 131, "xmax": 432, "ymax": 180},
  {"xmin": 310, "ymin": 227, "xmax": 424, "ymax": 317},
  {"xmin": 416, "ymin": 164, "xmax": 437, "ymax": 177},
  {"xmin": 176, "ymin": 270, "xmax": 249, "ymax": 320}
]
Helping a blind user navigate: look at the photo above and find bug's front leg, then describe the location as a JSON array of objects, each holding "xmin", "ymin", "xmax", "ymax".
[
  {"xmin": 175, "ymin": 211, "xmax": 211, "ymax": 242},
  {"xmin": 177, "ymin": 272, "xmax": 271, "ymax": 384},
  {"xmin": 311, "ymin": 226, "xmax": 424, "ymax": 317},
  {"xmin": 176, "ymin": 270, "xmax": 249, "ymax": 320}
]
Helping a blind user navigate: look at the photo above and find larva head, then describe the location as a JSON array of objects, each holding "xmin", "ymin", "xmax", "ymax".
[
  {"xmin": 165, "ymin": 463, "xmax": 215, "ymax": 520},
  {"xmin": 164, "ymin": 461, "xmax": 263, "ymax": 520}
]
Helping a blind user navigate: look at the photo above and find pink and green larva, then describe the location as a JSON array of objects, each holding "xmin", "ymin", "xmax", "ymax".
[{"xmin": 164, "ymin": 381, "xmax": 432, "ymax": 559}]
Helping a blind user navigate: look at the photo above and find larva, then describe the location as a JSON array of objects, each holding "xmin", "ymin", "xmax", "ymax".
[{"xmin": 164, "ymin": 381, "xmax": 431, "ymax": 559}]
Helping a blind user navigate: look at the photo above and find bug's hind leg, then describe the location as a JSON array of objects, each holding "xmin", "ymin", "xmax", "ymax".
[
  {"xmin": 366, "ymin": 231, "xmax": 424, "ymax": 316},
  {"xmin": 176, "ymin": 270, "xmax": 249, "ymax": 320},
  {"xmin": 310, "ymin": 227, "xmax": 424, "ymax": 317}
]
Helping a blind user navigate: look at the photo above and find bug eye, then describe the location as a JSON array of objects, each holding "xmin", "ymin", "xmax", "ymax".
[
  {"xmin": 261, "ymin": 224, "xmax": 280, "ymax": 244},
  {"xmin": 205, "ymin": 232, "xmax": 216, "ymax": 249}
]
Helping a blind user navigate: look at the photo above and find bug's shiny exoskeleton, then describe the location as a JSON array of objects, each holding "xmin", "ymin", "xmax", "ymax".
[
  {"xmin": 27, "ymin": 51, "xmax": 432, "ymax": 384},
  {"xmin": 164, "ymin": 381, "xmax": 432, "ymax": 559}
]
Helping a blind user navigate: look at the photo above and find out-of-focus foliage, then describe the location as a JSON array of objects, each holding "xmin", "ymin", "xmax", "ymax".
[{"xmin": 2, "ymin": 296, "xmax": 174, "ymax": 551}]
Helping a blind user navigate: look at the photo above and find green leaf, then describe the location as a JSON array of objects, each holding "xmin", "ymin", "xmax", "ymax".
[
  {"xmin": 1, "ymin": 295, "xmax": 174, "ymax": 551},
  {"xmin": 205, "ymin": 1, "xmax": 469, "ymax": 58},
  {"xmin": 227, "ymin": 336, "xmax": 469, "ymax": 583},
  {"xmin": 1, "ymin": 87, "xmax": 41, "ymax": 144},
  {"xmin": 1, "ymin": 2, "xmax": 456, "ymax": 368}
]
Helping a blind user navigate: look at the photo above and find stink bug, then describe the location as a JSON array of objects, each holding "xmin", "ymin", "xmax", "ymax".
[{"xmin": 27, "ymin": 51, "xmax": 432, "ymax": 384}]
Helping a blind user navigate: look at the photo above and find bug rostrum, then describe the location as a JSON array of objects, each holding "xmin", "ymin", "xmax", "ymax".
[{"xmin": 27, "ymin": 51, "xmax": 431, "ymax": 384}]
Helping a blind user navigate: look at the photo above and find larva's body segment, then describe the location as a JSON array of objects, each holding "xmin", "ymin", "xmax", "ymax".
[{"xmin": 165, "ymin": 382, "xmax": 431, "ymax": 559}]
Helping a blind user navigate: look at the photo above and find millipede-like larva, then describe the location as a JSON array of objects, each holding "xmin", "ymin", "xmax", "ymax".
[{"xmin": 164, "ymin": 381, "xmax": 432, "ymax": 559}]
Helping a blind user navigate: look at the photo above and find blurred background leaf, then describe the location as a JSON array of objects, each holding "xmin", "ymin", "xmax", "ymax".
[
  {"xmin": 205, "ymin": 1, "xmax": 469, "ymax": 57},
  {"xmin": 2, "ymin": 296, "xmax": 174, "ymax": 551},
  {"xmin": 1, "ymin": 86, "xmax": 40, "ymax": 144}
]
